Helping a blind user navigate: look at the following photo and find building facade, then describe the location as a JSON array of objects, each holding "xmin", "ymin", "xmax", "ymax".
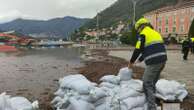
[{"xmin": 144, "ymin": 1, "xmax": 194, "ymax": 40}]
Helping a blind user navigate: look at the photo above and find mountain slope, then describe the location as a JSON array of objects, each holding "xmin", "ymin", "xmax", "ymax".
[
  {"xmin": 83, "ymin": 0, "xmax": 178, "ymax": 29},
  {"xmin": 0, "ymin": 16, "xmax": 89, "ymax": 38}
]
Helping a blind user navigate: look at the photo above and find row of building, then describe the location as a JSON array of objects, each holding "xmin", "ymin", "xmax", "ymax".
[
  {"xmin": 75, "ymin": 0, "xmax": 194, "ymax": 43},
  {"xmin": 0, "ymin": 32, "xmax": 36, "ymax": 47},
  {"xmin": 85, "ymin": 21, "xmax": 125, "ymax": 37},
  {"xmin": 144, "ymin": 0, "xmax": 194, "ymax": 40}
]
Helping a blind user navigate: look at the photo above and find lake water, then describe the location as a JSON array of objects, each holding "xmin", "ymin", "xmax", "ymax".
[{"xmin": 0, "ymin": 47, "xmax": 84, "ymax": 103}]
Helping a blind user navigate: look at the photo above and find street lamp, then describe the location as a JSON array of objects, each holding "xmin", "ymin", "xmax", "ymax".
[
  {"xmin": 95, "ymin": 12, "xmax": 100, "ymax": 43},
  {"xmin": 131, "ymin": 0, "xmax": 140, "ymax": 25}
]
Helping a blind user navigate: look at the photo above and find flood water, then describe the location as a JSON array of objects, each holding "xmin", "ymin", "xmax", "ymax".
[{"xmin": 0, "ymin": 47, "xmax": 84, "ymax": 103}]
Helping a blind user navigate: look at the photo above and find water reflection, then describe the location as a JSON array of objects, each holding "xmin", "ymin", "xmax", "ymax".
[{"xmin": 0, "ymin": 47, "xmax": 84, "ymax": 103}]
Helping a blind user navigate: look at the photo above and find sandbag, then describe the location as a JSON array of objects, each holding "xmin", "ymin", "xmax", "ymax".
[
  {"xmin": 10, "ymin": 97, "xmax": 35, "ymax": 110},
  {"xmin": 52, "ymin": 74, "xmax": 188, "ymax": 110},
  {"xmin": 54, "ymin": 88, "xmax": 65, "ymax": 97},
  {"xmin": 100, "ymin": 75, "xmax": 120, "ymax": 85},
  {"xmin": 120, "ymin": 79, "xmax": 143, "ymax": 92},
  {"xmin": 0, "ymin": 93, "xmax": 14, "ymax": 110},
  {"xmin": 89, "ymin": 87, "xmax": 107, "ymax": 102},
  {"xmin": 118, "ymin": 67, "xmax": 133, "ymax": 81},
  {"xmin": 122, "ymin": 95, "xmax": 146, "ymax": 110},
  {"xmin": 68, "ymin": 97, "xmax": 95, "ymax": 110},
  {"xmin": 118, "ymin": 88, "xmax": 143, "ymax": 100},
  {"xmin": 132, "ymin": 107, "xmax": 144, "ymax": 110},
  {"xmin": 59, "ymin": 74, "xmax": 95, "ymax": 94},
  {"xmin": 99, "ymin": 82, "xmax": 117, "ymax": 89},
  {"xmin": 156, "ymin": 79, "xmax": 188, "ymax": 102},
  {"xmin": 0, "ymin": 93, "xmax": 39, "ymax": 110}
]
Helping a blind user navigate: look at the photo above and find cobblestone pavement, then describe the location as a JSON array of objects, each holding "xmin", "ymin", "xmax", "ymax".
[{"xmin": 109, "ymin": 50, "xmax": 194, "ymax": 93}]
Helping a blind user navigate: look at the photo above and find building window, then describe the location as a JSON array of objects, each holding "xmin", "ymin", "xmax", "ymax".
[
  {"xmin": 165, "ymin": 27, "xmax": 168, "ymax": 33},
  {"xmin": 173, "ymin": 16, "xmax": 176, "ymax": 25},
  {"xmin": 180, "ymin": 25, "xmax": 184, "ymax": 32},
  {"xmin": 172, "ymin": 27, "xmax": 176, "ymax": 33},
  {"xmin": 158, "ymin": 28, "xmax": 162, "ymax": 33},
  {"xmin": 158, "ymin": 17, "xmax": 162, "ymax": 26},
  {"xmin": 165, "ymin": 16, "xmax": 169, "ymax": 25}
]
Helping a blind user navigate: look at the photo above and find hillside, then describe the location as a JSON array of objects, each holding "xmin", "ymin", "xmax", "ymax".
[
  {"xmin": 83, "ymin": 0, "xmax": 178, "ymax": 29},
  {"xmin": 0, "ymin": 16, "xmax": 89, "ymax": 38}
]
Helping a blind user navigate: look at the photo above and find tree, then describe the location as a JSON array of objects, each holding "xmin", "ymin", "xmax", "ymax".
[
  {"xmin": 120, "ymin": 27, "xmax": 137, "ymax": 45},
  {"xmin": 188, "ymin": 18, "xmax": 194, "ymax": 37}
]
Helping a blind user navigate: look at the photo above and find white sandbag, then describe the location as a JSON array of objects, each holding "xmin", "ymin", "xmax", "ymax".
[
  {"xmin": 53, "ymin": 74, "xmax": 188, "ymax": 110},
  {"xmin": 54, "ymin": 88, "xmax": 65, "ymax": 97},
  {"xmin": 118, "ymin": 67, "xmax": 133, "ymax": 81},
  {"xmin": 100, "ymin": 86, "xmax": 121, "ymax": 97},
  {"xmin": 0, "ymin": 93, "xmax": 38, "ymax": 110},
  {"xmin": 91, "ymin": 82, "xmax": 98, "ymax": 87},
  {"xmin": 59, "ymin": 74, "xmax": 86, "ymax": 86},
  {"xmin": 156, "ymin": 79, "xmax": 178, "ymax": 96},
  {"xmin": 89, "ymin": 87, "xmax": 107, "ymax": 102},
  {"xmin": 93, "ymin": 97, "xmax": 107, "ymax": 107},
  {"xmin": 52, "ymin": 90, "xmax": 79, "ymax": 109},
  {"xmin": 0, "ymin": 93, "xmax": 15, "ymax": 110},
  {"xmin": 51, "ymin": 96, "xmax": 63, "ymax": 107},
  {"xmin": 96, "ymin": 103, "xmax": 111, "ymax": 110},
  {"xmin": 59, "ymin": 74, "xmax": 88, "ymax": 89},
  {"xmin": 95, "ymin": 97, "xmax": 118, "ymax": 110},
  {"xmin": 67, "ymin": 80, "xmax": 94, "ymax": 94},
  {"xmin": 60, "ymin": 74, "xmax": 95, "ymax": 94},
  {"xmin": 122, "ymin": 95, "xmax": 146, "ymax": 110},
  {"xmin": 31, "ymin": 101, "xmax": 39, "ymax": 110},
  {"xmin": 68, "ymin": 97, "xmax": 95, "ymax": 110},
  {"xmin": 100, "ymin": 75, "xmax": 120, "ymax": 85},
  {"xmin": 118, "ymin": 88, "xmax": 143, "ymax": 100},
  {"xmin": 156, "ymin": 79, "xmax": 188, "ymax": 101},
  {"xmin": 99, "ymin": 82, "xmax": 117, "ymax": 88},
  {"xmin": 108, "ymin": 96, "xmax": 128, "ymax": 110},
  {"xmin": 155, "ymin": 94, "xmax": 168, "ymax": 101},
  {"xmin": 120, "ymin": 79, "xmax": 143, "ymax": 92},
  {"xmin": 10, "ymin": 97, "xmax": 34, "ymax": 110},
  {"xmin": 156, "ymin": 93, "xmax": 178, "ymax": 101},
  {"xmin": 52, "ymin": 95, "xmax": 70, "ymax": 109},
  {"xmin": 79, "ymin": 95, "xmax": 92, "ymax": 102},
  {"xmin": 132, "ymin": 107, "xmax": 144, "ymax": 110},
  {"xmin": 177, "ymin": 89, "xmax": 188, "ymax": 102}
]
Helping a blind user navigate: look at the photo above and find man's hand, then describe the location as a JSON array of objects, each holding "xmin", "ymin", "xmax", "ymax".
[
  {"xmin": 128, "ymin": 62, "xmax": 133, "ymax": 69},
  {"xmin": 134, "ymin": 61, "xmax": 141, "ymax": 66}
]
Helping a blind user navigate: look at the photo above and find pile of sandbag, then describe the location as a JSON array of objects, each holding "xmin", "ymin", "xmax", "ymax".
[
  {"xmin": 51, "ymin": 74, "xmax": 98, "ymax": 110},
  {"xmin": 0, "ymin": 92, "xmax": 39, "ymax": 110},
  {"xmin": 52, "ymin": 67, "xmax": 188, "ymax": 110},
  {"xmin": 156, "ymin": 79, "xmax": 188, "ymax": 102}
]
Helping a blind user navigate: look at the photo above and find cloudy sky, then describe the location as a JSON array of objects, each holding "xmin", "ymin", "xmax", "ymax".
[{"xmin": 0, "ymin": 0, "xmax": 117, "ymax": 23}]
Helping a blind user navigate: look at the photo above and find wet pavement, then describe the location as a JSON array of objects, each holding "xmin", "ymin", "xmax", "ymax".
[{"xmin": 109, "ymin": 50, "xmax": 194, "ymax": 93}]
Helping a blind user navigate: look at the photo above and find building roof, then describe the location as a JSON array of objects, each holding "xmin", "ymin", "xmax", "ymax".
[
  {"xmin": 144, "ymin": 0, "xmax": 194, "ymax": 15},
  {"xmin": 0, "ymin": 33, "xmax": 19, "ymax": 39}
]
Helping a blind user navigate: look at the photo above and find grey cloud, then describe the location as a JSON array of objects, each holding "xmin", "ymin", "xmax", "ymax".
[{"xmin": 0, "ymin": 0, "xmax": 117, "ymax": 23}]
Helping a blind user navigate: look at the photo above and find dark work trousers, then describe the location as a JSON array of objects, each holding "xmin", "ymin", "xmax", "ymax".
[
  {"xmin": 183, "ymin": 48, "xmax": 190, "ymax": 60},
  {"xmin": 143, "ymin": 62, "xmax": 166, "ymax": 110}
]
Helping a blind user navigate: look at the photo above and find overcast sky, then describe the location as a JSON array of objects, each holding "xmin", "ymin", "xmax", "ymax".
[{"xmin": 0, "ymin": 0, "xmax": 117, "ymax": 23}]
